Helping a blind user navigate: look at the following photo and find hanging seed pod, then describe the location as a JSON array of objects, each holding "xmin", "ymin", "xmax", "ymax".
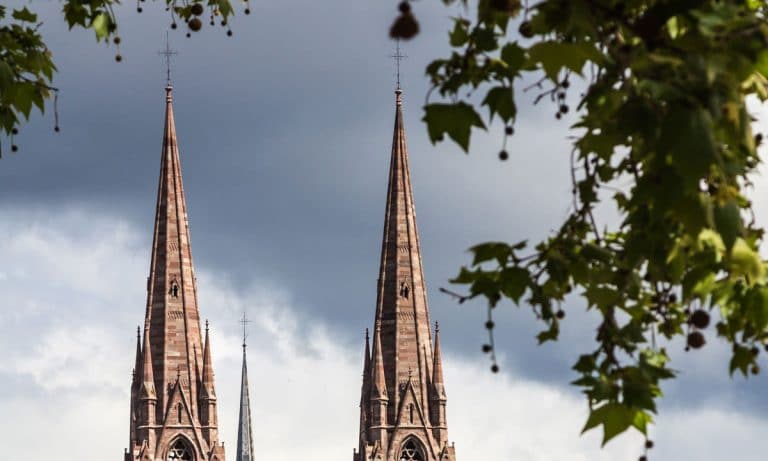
[
  {"xmin": 687, "ymin": 331, "xmax": 705, "ymax": 349},
  {"xmin": 690, "ymin": 309, "xmax": 710, "ymax": 329},
  {"xmin": 190, "ymin": 3, "xmax": 204, "ymax": 16},
  {"xmin": 389, "ymin": 12, "xmax": 419, "ymax": 40},
  {"xmin": 189, "ymin": 17, "xmax": 202, "ymax": 31}
]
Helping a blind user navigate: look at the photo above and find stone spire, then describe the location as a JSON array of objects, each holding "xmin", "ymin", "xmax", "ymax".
[
  {"xmin": 125, "ymin": 84, "xmax": 225, "ymax": 461},
  {"xmin": 140, "ymin": 326, "xmax": 156, "ymax": 399},
  {"xmin": 431, "ymin": 323, "xmax": 446, "ymax": 399},
  {"xmin": 358, "ymin": 328, "xmax": 372, "ymax": 450},
  {"xmin": 235, "ymin": 340, "xmax": 255, "ymax": 461},
  {"xmin": 201, "ymin": 321, "xmax": 216, "ymax": 397},
  {"xmin": 353, "ymin": 87, "xmax": 456, "ymax": 461},
  {"xmin": 129, "ymin": 326, "xmax": 142, "ymax": 447}
]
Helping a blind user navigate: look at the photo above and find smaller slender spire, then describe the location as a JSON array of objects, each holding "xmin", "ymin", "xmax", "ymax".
[
  {"xmin": 363, "ymin": 328, "xmax": 371, "ymax": 377},
  {"xmin": 432, "ymin": 322, "xmax": 446, "ymax": 399},
  {"xmin": 370, "ymin": 322, "xmax": 388, "ymax": 400},
  {"xmin": 236, "ymin": 316, "xmax": 255, "ymax": 461},
  {"xmin": 140, "ymin": 327, "xmax": 156, "ymax": 398},
  {"xmin": 201, "ymin": 320, "xmax": 215, "ymax": 396},
  {"xmin": 132, "ymin": 326, "xmax": 142, "ymax": 385}
]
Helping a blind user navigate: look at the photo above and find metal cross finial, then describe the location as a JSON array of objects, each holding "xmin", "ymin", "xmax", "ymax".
[
  {"xmin": 390, "ymin": 39, "xmax": 407, "ymax": 89},
  {"xmin": 240, "ymin": 311, "xmax": 251, "ymax": 348},
  {"xmin": 158, "ymin": 31, "xmax": 178, "ymax": 86}
]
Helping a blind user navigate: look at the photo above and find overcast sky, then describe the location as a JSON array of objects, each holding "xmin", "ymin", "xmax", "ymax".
[{"xmin": 0, "ymin": 1, "xmax": 766, "ymax": 460}]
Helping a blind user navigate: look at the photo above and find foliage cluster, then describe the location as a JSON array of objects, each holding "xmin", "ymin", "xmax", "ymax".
[
  {"xmin": 0, "ymin": 0, "xmax": 245, "ymax": 154},
  {"xmin": 395, "ymin": 0, "xmax": 768, "ymax": 451}
]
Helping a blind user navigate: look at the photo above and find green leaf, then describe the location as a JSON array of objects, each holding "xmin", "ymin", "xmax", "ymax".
[
  {"xmin": 746, "ymin": 286, "xmax": 768, "ymax": 333},
  {"xmin": 12, "ymin": 7, "xmax": 37, "ymax": 22},
  {"xmin": 423, "ymin": 102, "xmax": 486, "ymax": 151},
  {"xmin": 218, "ymin": 0, "xmax": 234, "ymax": 18},
  {"xmin": 500, "ymin": 42, "xmax": 525, "ymax": 75},
  {"xmin": 481, "ymin": 86, "xmax": 516, "ymax": 122},
  {"xmin": 714, "ymin": 201, "xmax": 742, "ymax": 251},
  {"xmin": 91, "ymin": 12, "xmax": 110, "ymax": 41},
  {"xmin": 499, "ymin": 266, "xmax": 530, "ymax": 303},
  {"xmin": 662, "ymin": 108, "xmax": 717, "ymax": 187},
  {"xmin": 573, "ymin": 354, "xmax": 596, "ymax": 373},
  {"xmin": 585, "ymin": 286, "xmax": 620, "ymax": 310},
  {"xmin": 729, "ymin": 343, "xmax": 754, "ymax": 376},
  {"xmin": 0, "ymin": 61, "xmax": 13, "ymax": 92},
  {"xmin": 582, "ymin": 403, "xmax": 641, "ymax": 446},
  {"xmin": 536, "ymin": 323, "xmax": 559, "ymax": 343},
  {"xmin": 449, "ymin": 19, "xmax": 469, "ymax": 47},
  {"xmin": 729, "ymin": 238, "xmax": 764, "ymax": 285},
  {"xmin": 528, "ymin": 41, "xmax": 601, "ymax": 81},
  {"xmin": 469, "ymin": 242, "xmax": 511, "ymax": 265}
]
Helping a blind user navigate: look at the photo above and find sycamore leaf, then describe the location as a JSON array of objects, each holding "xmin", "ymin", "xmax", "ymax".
[
  {"xmin": 500, "ymin": 42, "xmax": 525, "ymax": 75},
  {"xmin": 12, "ymin": 7, "xmax": 37, "ymax": 22},
  {"xmin": 481, "ymin": 86, "xmax": 516, "ymax": 122},
  {"xmin": 423, "ymin": 102, "xmax": 486, "ymax": 151},
  {"xmin": 528, "ymin": 41, "xmax": 602, "ymax": 81},
  {"xmin": 714, "ymin": 200, "xmax": 742, "ymax": 251},
  {"xmin": 729, "ymin": 238, "xmax": 764, "ymax": 284},
  {"xmin": 582, "ymin": 403, "xmax": 646, "ymax": 446},
  {"xmin": 91, "ymin": 12, "xmax": 110, "ymax": 41}
]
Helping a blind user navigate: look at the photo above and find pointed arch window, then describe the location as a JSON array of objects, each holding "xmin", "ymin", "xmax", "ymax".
[
  {"xmin": 168, "ymin": 439, "xmax": 193, "ymax": 461},
  {"xmin": 399, "ymin": 281, "xmax": 410, "ymax": 299},
  {"xmin": 399, "ymin": 439, "xmax": 424, "ymax": 461},
  {"xmin": 170, "ymin": 280, "xmax": 179, "ymax": 298}
]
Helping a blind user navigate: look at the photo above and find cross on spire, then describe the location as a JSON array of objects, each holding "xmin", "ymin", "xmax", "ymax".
[
  {"xmin": 240, "ymin": 311, "xmax": 251, "ymax": 348},
  {"xmin": 390, "ymin": 39, "xmax": 407, "ymax": 90},
  {"xmin": 158, "ymin": 31, "xmax": 178, "ymax": 86}
]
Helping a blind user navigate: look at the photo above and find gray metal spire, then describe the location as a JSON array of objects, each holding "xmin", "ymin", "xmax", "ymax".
[{"xmin": 236, "ymin": 314, "xmax": 255, "ymax": 461}]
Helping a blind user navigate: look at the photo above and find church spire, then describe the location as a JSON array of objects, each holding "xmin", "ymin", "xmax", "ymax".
[
  {"xmin": 126, "ymin": 83, "xmax": 225, "ymax": 461},
  {"xmin": 370, "ymin": 323, "xmax": 388, "ymax": 402},
  {"xmin": 353, "ymin": 84, "xmax": 457, "ymax": 461},
  {"xmin": 132, "ymin": 326, "xmax": 142, "ymax": 386},
  {"xmin": 374, "ymin": 85, "xmax": 433, "ymax": 415},
  {"xmin": 140, "ymin": 327, "xmax": 156, "ymax": 398},
  {"xmin": 358, "ymin": 328, "xmax": 372, "ymax": 435},
  {"xmin": 432, "ymin": 323, "xmax": 446, "ymax": 399},
  {"xmin": 236, "ymin": 333, "xmax": 255, "ymax": 461}
]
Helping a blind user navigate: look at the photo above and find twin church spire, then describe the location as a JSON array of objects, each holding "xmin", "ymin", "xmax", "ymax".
[
  {"xmin": 126, "ymin": 84, "xmax": 224, "ymax": 461},
  {"xmin": 354, "ymin": 88, "xmax": 456, "ymax": 461},
  {"xmin": 126, "ymin": 61, "xmax": 456, "ymax": 461}
]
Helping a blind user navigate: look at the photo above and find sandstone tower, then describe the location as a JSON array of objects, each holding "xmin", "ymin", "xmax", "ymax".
[
  {"xmin": 353, "ymin": 86, "xmax": 457, "ymax": 461},
  {"xmin": 125, "ymin": 84, "xmax": 226, "ymax": 461}
]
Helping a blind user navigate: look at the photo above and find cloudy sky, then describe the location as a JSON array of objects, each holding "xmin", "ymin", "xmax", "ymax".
[{"xmin": 0, "ymin": 1, "xmax": 766, "ymax": 460}]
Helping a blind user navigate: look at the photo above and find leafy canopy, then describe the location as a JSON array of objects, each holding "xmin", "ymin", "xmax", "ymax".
[
  {"xmin": 401, "ymin": 0, "xmax": 768, "ymax": 452},
  {"xmin": 0, "ymin": 0, "xmax": 245, "ymax": 155}
]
